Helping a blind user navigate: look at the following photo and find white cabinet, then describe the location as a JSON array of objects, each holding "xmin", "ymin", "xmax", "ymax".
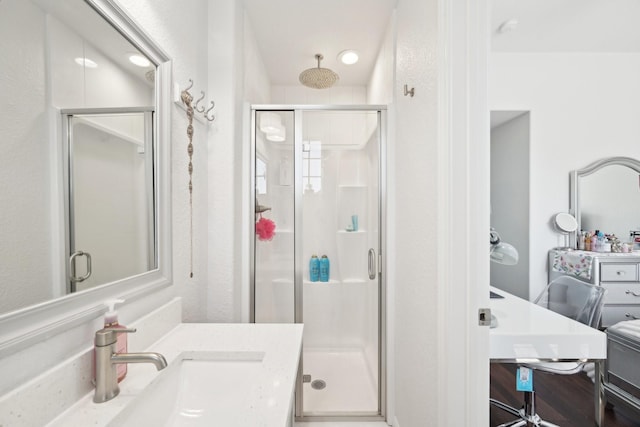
[{"xmin": 549, "ymin": 250, "xmax": 640, "ymax": 328}]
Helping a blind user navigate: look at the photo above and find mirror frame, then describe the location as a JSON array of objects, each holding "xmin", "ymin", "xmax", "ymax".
[
  {"xmin": 0, "ymin": 0, "xmax": 172, "ymax": 357},
  {"xmin": 569, "ymin": 156, "xmax": 640, "ymax": 248}
]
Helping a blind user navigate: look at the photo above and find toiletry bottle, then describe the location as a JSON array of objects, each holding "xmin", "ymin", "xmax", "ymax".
[
  {"xmin": 319, "ymin": 255, "xmax": 330, "ymax": 282},
  {"xmin": 578, "ymin": 231, "xmax": 585, "ymax": 250},
  {"xmin": 585, "ymin": 233, "xmax": 591, "ymax": 251},
  {"xmin": 104, "ymin": 299, "xmax": 128, "ymax": 382},
  {"xmin": 597, "ymin": 231, "xmax": 605, "ymax": 252},
  {"xmin": 309, "ymin": 255, "xmax": 320, "ymax": 282}
]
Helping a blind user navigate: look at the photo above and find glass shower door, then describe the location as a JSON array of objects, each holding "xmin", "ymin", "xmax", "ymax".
[
  {"xmin": 300, "ymin": 110, "xmax": 381, "ymax": 417},
  {"xmin": 252, "ymin": 107, "xmax": 384, "ymax": 420}
]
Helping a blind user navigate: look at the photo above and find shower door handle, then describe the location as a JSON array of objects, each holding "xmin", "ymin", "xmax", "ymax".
[
  {"xmin": 368, "ymin": 248, "xmax": 376, "ymax": 280},
  {"xmin": 70, "ymin": 250, "xmax": 92, "ymax": 283}
]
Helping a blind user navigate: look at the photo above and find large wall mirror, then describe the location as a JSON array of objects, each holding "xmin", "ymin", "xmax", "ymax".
[
  {"xmin": 570, "ymin": 157, "xmax": 640, "ymax": 247},
  {"xmin": 0, "ymin": 0, "xmax": 171, "ymax": 352}
]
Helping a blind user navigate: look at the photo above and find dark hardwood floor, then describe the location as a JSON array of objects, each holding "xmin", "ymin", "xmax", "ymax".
[{"xmin": 490, "ymin": 363, "xmax": 640, "ymax": 426}]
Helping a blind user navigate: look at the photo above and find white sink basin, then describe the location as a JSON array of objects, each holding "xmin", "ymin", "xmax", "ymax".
[{"xmin": 108, "ymin": 351, "xmax": 266, "ymax": 427}]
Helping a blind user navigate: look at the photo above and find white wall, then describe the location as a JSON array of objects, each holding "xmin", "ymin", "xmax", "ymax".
[
  {"xmin": 0, "ymin": 0, "xmax": 52, "ymax": 313},
  {"xmin": 490, "ymin": 113, "xmax": 530, "ymax": 299},
  {"xmin": 393, "ymin": 0, "xmax": 440, "ymax": 424},
  {"xmin": 490, "ymin": 53, "xmax": 640, "ymax": 300}
]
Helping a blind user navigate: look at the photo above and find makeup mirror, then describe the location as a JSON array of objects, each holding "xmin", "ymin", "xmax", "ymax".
[{"xmin": 569, "ymin": 157, "xmax": 640, "ymax": 248}]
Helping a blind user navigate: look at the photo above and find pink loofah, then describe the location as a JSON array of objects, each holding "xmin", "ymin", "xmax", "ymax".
[{"xmin": 256, "ymin": 216, "xmax": 276, "ymax": 241}]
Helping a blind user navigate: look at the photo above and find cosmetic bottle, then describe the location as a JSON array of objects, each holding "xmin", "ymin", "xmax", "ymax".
[
  {"xmin": 309, "ymin": 255, "xmax": 320, "ymax": 282},
  {"xmin": 104, "ymin": 299, "xmax": 128, "ymax": 382},
  {"xmin": 585, "ymin": 233, "xmax": 591, "ymax": 251},
  {"xmin": 319, "ymin": 255, "xmax": 330, "ymax": 282},
  {"xmin": 578, "ymin": 231, "xmax": 585, "ymax": 250}
]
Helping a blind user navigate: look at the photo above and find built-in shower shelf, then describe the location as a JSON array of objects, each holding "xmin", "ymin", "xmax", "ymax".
[
  {"xmin": 337, "ymin": 229, "xmax": 366, "ymax": 234},
  {"xmin": 338, "ymin": 184, "xmax": 367, "ymax": 189},
  {"xmin": 341, "ymin": 279, "xmax": 368, "ymax": 285},
  {"xmin": 304, "ymin": 279, "xmax": 340, "ymax": 285},
  {"xmin": 303, "ymin": 279, "xmax": 368, "ymax": 285}
]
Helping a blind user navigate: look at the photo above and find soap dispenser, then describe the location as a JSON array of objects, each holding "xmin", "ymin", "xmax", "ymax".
[{"xmin": 104, "ymin": 299, "xmax": 128, "ymax": 382}]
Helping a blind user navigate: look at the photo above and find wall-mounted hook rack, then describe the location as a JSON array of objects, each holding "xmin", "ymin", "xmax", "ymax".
[
  {"xmin": 173, "ymin": 80, "xmax": 215, "ymax": 124},
  {"xmin": 193, "ymin": 91, "xmax": 206, "ymax": 113}
]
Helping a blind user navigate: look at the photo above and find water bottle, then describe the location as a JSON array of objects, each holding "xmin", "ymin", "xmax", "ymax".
[
  {"xmin": 309, "ymin": 255, "xmax": 320, "ymax": 282},
  {"xmin": 319, "ymin": 255, "xmax": 330, "ymax": 282}
]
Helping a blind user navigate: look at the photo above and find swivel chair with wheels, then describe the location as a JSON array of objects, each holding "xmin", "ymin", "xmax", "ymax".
[{"xmin": 490, "ymin": 275, "xmax": 607, "ymax": 427}]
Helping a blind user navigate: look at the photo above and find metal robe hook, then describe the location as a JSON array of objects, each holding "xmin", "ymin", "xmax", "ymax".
[
  {"xmin": 193, "ymin": 91, "xmax": 205, "ymax": 113},
  {"xmin": 404, "ymin": 84, "xmax": 415, "ymax": 97},
  {"xmin": 204, "ymin": 101, "xmax": 215, "ymax": 121},
  {"xmin": 184, "ymin": 78, "xmax": 194, "ymax": 92}
]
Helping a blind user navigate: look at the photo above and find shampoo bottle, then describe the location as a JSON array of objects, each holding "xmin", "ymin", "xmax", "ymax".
[
  {"xmin": 104, "ymin": 299, "xmax": 128, "ymax": 382},
  {"xmin": 319, "ymin": 255, "xmax": 330, "ymax": 282},
  {"xmin": 309, "ymin": 255, "xmax": 320, "ymax": 282}
]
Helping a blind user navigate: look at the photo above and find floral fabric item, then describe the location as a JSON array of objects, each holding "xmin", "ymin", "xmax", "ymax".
[{"xmin": 551, "ymin": 249, "xmax": 594, "ymax": 281}]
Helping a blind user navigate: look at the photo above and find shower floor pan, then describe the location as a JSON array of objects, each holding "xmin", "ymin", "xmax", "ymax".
[{"xmin": 302, "ymin": 348, "xmax": 378, "ymax": 415}]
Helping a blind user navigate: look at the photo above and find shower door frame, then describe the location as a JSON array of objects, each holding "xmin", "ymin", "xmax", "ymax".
[{"xmin": 249, "ymin": 104, "xmax": 387, "ymax": 422}]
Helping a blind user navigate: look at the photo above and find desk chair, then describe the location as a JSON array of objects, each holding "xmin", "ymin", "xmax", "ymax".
[{"xmin": 490, "ymin": 276, "xmax": 607, "ymax": 427}]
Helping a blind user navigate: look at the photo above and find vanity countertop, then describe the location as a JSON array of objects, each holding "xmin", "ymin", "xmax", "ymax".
[{"xmin": 47, "ymin": 323, "xmax": 303, "ymax": 427}]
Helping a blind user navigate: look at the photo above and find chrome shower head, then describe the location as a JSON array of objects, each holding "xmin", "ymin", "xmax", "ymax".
[{"xmin": 299, "ymin": 54, "xmax": 339, "ymax": 89}]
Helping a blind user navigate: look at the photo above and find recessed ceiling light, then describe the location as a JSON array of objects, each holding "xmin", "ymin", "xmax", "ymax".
[
  {"xmin": 338, "ymin": 50, "xmax": 359, "ymax": 65},
  {"xmin": 129, "ymin": 54, "xmax": 151, "ymax": 67},
  {"xmin": 74, "ymin": 57, "xmax": 97, "ymax": 68}
]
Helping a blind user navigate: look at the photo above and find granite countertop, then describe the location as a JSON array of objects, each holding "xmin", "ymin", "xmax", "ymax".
[{"xmin": 47, "ymin": 323, "xmax": 303, "ymax": 427}]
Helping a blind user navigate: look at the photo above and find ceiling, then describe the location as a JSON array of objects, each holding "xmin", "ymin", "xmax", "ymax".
[
  {"xmin": 491, "ymin": 0, "xmax": 640, "ymax": 53},
  {"xmin": 243, "ymin": 0, "xmax": 397, "ymax": 86},
  {"xmin": 244, "ymin": 0, "xmax": 640, "ymax": 88}
]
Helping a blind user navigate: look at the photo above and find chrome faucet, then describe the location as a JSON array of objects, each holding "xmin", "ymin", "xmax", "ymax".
[{"xmin": 93, "ymin": 327, "xmax": 167, "ymax": 403}]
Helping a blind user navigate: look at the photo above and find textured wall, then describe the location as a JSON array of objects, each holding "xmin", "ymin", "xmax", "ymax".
[
  {"xmin": 0, "ymin": 1, "xmax": 52, "ymax": 313},
  {"xmin": 393, "ymin": 0, "xmax": 440, "ymax": 424}
]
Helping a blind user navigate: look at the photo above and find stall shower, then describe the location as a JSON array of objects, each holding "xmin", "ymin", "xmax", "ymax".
[{"xmin": 251, "ymin": 106, "xmax": 386, "ymax": 420}]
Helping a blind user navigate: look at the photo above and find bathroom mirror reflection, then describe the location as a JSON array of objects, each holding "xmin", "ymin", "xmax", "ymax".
[
  {"xmin": 570, "ymin": 157, "xmax": 640, "ymax": 247},
  {"xmin": 0, "ymin": 0, "xmax": 166, "ymax": 317}
]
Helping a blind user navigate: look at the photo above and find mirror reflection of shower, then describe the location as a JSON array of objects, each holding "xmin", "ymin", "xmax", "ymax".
[{"xmin": 64, "ymin": 110, "xmax": 156, "ymax": 293}]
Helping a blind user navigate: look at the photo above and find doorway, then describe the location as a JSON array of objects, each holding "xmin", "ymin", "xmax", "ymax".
[{"xmin": 250, "ymin": 106, "xmax": 386, "ymax": 420}]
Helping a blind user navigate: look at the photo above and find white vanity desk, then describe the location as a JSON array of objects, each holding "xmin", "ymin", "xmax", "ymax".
[
  {"xmin": 48, "ymin": 323, "xmax": 303, "ymax": 427},
  {"xmin": 489, "ymin": 287, "xmax": 607, "ymax": 425}
]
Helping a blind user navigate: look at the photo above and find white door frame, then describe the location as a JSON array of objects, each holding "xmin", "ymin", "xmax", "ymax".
[{"xmin": 436, "ymin": 0, "xmax": 490, "ymax": 425}]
